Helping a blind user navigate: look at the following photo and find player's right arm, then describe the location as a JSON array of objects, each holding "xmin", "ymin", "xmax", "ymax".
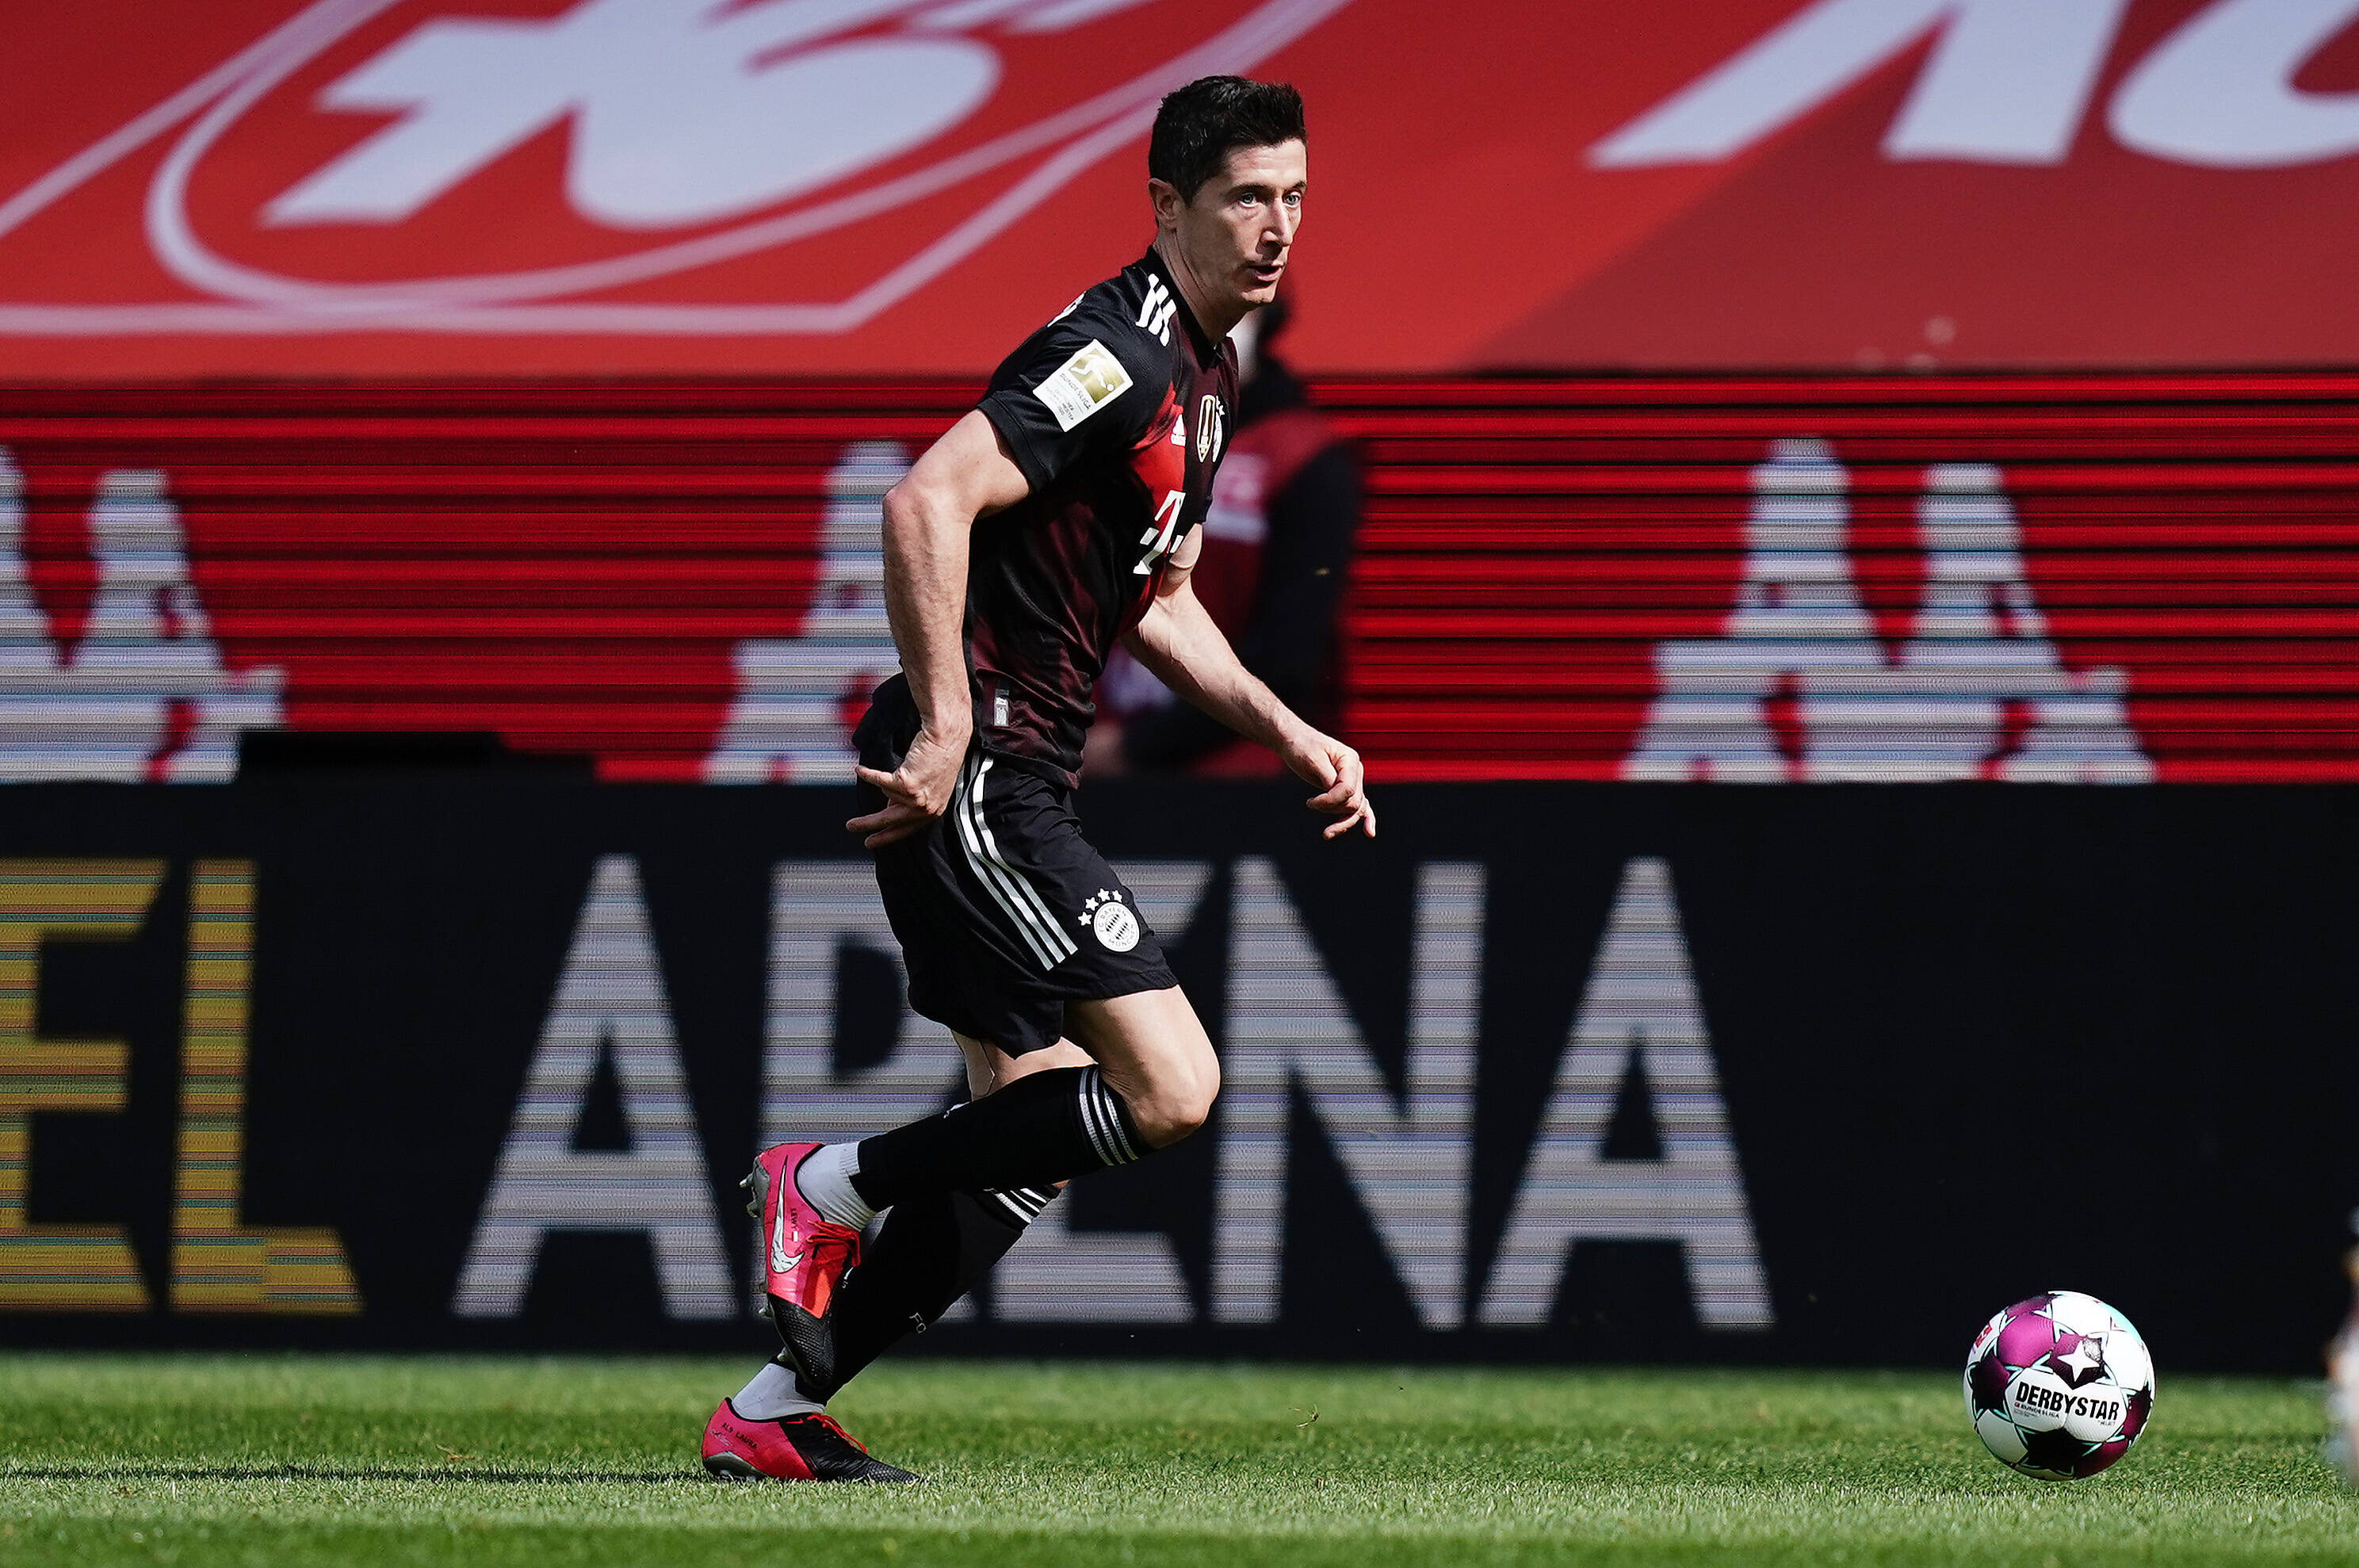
[
  {"xmin": 1123, "ymin": 528, "xmax": 1374, "ymax": 839},
  {"xmin": 847, "ymin": 411, "xmax": 1030, "ymax": 848},
  {"xmin": 850, "ymin": 308, "xmax": 1158, "ymax": 846}
]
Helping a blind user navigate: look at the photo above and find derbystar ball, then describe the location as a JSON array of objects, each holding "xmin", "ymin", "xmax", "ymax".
[{"xmin": 1963, "ymin": 1291, "xmax": 2154, "ymax": 1480}]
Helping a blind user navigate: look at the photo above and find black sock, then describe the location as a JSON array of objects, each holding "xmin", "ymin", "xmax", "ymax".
[
  {"xmin": 796, "ymin": 1185, "xmax": 1055, "ymax": 1403},
  {"xmin": 848, "ymin": 1065, "xmax": 1141, "ymax": 1210}
]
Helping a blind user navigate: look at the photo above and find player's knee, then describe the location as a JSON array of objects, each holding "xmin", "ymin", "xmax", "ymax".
[{"xmin": 1130, "ymin": 1054, "xmax": 1218, "ymax": 1149}]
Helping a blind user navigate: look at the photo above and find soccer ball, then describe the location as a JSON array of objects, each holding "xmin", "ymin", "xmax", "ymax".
[{"xmin": 1963, "ymin": 1291, "xmax": 2154, "ymax": 1479}]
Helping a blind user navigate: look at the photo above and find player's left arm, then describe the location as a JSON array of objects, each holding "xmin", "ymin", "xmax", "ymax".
[{"xmin": 1121, "ymin": 530, "xmax": 1374, "ymax": 839}]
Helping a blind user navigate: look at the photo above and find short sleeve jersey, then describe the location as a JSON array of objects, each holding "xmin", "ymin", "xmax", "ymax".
[{"xmin": 964, "ymin": 247, "xmax": 1239, "ymax": 786}]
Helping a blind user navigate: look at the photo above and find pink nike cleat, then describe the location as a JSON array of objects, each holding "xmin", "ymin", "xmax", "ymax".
[
  {"xmin": 742, "ymin": 1142, "xmax": 862, "ymax": 1393},
  {"xmin": 700, "ymin": 1400, "xmax": 918, "ymax": 1483}
]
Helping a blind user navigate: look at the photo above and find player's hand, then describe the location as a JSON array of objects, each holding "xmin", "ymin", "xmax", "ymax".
[
  {"xmin": 847, "ymin": 724, "xmax": 969, "ymax": 848},
  {"xmin": 1282, "ymin": 730, "xmax": 1375, "ymax": 840}
]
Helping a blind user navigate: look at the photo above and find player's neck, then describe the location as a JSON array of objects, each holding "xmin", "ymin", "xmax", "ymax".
[{"xmin": 1149, "ymin": 236, "xmax": 1239, "ymax": 346}]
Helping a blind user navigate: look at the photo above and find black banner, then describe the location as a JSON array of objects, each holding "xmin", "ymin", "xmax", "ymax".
[{"xmin": 0, "ymin": 781, "xmax": 2351, "ymax": 1373}]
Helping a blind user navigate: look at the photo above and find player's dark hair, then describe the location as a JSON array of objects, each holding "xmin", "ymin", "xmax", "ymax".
[{"xmin": 1149, "ymin": 76, "xmax": 1306, "ymax": 202}]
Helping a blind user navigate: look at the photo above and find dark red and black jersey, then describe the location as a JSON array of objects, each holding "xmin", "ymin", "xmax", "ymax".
[{"xmin": 940, "ymin": 248, "xmax": 1237, "ymax": 786}]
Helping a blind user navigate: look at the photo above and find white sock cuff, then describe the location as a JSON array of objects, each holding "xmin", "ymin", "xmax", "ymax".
[
  {"xmin": 733, "ymin": 1360, "xmax": 824, "ymax": 1421},
  {"xmin": 989, "ymin": 1186, "xmax": 1057, "ymax": 1226},
  {"xmin": 793, "ymin": 1141, "xmax": 877, "ymax": 1231}
]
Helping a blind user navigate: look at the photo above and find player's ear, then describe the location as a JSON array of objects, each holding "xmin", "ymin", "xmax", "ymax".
[{"xmin": 1147, "ymin": 178, "xmax": 1185, "ymax": 234}]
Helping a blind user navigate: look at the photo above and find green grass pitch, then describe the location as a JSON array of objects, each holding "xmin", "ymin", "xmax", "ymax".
[{"xmin": 0, "ymin": 1354, "xmax": 2347, "ymax": 1566}]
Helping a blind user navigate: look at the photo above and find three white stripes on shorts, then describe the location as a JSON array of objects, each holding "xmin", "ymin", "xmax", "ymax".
[
  {"xmin": 951, "ymin": 752, "xmax": 1076, "ymax": 970},
  {"xmin": 942, "ymin": 757, "xmax": 1137, "ymax": 1171}
]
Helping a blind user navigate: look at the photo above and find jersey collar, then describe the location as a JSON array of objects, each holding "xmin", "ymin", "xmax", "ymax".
[{"xmin": 1139, "ymin": 247, "xmax": 1225, "ymax": 368}]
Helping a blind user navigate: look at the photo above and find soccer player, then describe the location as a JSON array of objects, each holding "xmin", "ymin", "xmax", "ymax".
[{"xmin": 700, "ymin": 75, "xmax": 1371, "ymax": 1484}]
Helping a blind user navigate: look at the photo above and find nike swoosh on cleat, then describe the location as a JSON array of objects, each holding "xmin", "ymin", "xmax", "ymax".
[{"xmin": 770, "ymin": 1204, "xmax": 796, "ymax": 1276}]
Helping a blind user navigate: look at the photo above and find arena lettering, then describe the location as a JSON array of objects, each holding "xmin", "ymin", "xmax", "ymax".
[
  {"xmin": 1477, "ymin": 859, "xmax": 1772, "ymax": 1330},
  {"xmin": 1213, "ymin": 859, "xmax": 1481, "ymax": 1329},
  {"xmin": 453, "ymin": 855, "xmax": 735, "ymax": 1322},
  {"xmin": 463, "ymin": 854, "xmax": 1218, "ymax": 1327},
  {"xmin": 755, "ymin": 857, "xmax": 1210, "ymax": 1325},
  {"xmin": 468, "ymin": 851, "xmax": 1771, "ymax": 1335}
]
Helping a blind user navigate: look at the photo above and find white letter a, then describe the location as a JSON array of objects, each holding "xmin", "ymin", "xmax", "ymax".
[
  {"xmin": 1478, "ymin": 859, "xmax": 1772, "ymax": 1331},
  {"xmin": 453, "ymin": 855, "xmax": 733, "ymax": 1321}
]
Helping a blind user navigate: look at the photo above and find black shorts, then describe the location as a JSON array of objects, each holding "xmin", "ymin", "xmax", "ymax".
[{"xmin": 854, "ymin": 688, "xmax": 1177, "ymax": 1056}]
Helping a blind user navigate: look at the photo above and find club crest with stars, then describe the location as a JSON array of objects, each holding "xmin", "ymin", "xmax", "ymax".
[{"xmin": 1080, "ymin": 889, "xmax": 1140, "ymax": 953}]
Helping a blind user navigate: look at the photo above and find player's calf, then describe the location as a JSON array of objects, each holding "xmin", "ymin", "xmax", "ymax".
[
  {"xmin": 773, "ymin": 989, "xmax": 1222, "ymax": 1218},
  {"xmin": 743, "ymin": 1142, "xmax": 867, "ymax": 1394}
]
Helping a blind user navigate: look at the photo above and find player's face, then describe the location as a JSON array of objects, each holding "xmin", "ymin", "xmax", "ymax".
[{"xmin": 1170, "ymin": 141, "xmax": 1306, "ymax": 322}]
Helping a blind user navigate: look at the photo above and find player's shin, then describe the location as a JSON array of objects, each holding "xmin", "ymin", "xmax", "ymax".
[{"xmin": 798, "ymin": 1184, "xmax": 1057, "ymax": 1404}]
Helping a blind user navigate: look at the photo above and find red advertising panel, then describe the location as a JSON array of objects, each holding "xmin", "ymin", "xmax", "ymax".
[
  {"xmin": 0, "ymin": 375, "xmax": 2351, "ymax": 784},
  {"xmin": 7, "ymin": 1, "xmax": 2359, "ymax": 376},
  {"xmin": 1340, "ymin": 376, "xmax": 2359, "ymax": 783}
]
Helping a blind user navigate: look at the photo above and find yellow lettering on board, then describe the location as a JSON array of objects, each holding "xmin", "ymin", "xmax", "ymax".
[
  {"xmin": 171, "ymin": 861, "xmax": 360, "ymax": 1315},
  {"xmin": 0, "ymin": 859, "xmax": 165, "ymax": 1311}
]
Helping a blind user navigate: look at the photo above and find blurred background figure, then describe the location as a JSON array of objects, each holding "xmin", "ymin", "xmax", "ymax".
[
  {"xmin": 2330, "ymin": 1212, "xmax": 2359, "ymax": 1487},
  {"xmin": 1088, "ymin": 294, "xmax": 1361, "ymax": 778}
]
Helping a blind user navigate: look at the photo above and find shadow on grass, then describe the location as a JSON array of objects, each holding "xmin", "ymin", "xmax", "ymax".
[{"xmin": 1, "ymin": 1463, "xmax": 696, "ymax": 1485}]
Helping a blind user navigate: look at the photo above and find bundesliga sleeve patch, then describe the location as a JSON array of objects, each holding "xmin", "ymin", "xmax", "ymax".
[{"xmin": 1031, "ymin": 339, "xmax": 1134, "ymax": 432}]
